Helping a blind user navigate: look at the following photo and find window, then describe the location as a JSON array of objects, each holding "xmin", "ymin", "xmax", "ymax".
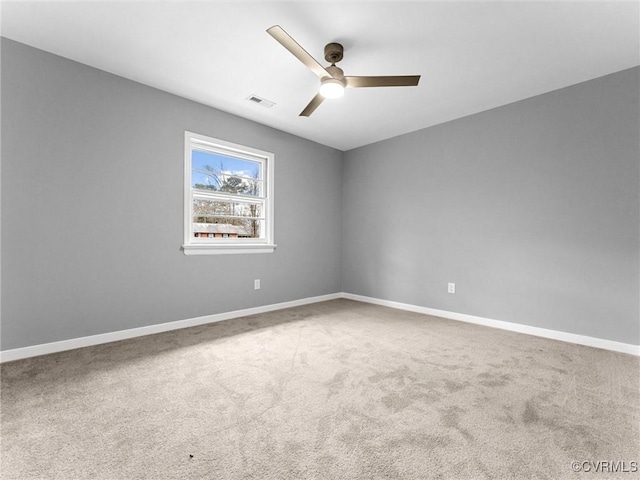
[{"xmin": 183, "ymin": 132, "xmax": 275, "ymax": 255}]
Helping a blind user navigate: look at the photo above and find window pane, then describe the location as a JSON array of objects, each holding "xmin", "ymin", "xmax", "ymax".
[
  {"xmin": 193, "ymin": 220, "xmax": 263, "ymax": 239},
  {"xmin": 192, "ymin": 149, "xmax": 262, "ymax": 196},
  {"xmin": 193, "ymin": 198, "xmax": 263, "ymax": 239}
]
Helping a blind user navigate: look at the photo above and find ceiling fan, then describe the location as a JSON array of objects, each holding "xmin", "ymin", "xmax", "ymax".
[{"xmin": 267, "ymin": 25, "xmax": 421, "ymax": 117}]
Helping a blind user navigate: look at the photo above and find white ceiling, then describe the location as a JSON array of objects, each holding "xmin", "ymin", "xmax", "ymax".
[{"xmin": 1, "ymin": 1, "xmax": 638, "ymax": 151}]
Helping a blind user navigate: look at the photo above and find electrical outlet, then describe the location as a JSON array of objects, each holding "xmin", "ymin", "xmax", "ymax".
[
  {"xmin": 448, "ymin": 282, "xmax": 455, "ymax": 294},
  {"xmin": 254, "ymin": 279, "xmax": 261, "ymax": 290}
]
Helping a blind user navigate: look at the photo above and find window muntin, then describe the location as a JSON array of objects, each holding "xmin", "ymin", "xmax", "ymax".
[{"xmin": 183, "ymin": 132, "xmax": 274, "ymax": 255}]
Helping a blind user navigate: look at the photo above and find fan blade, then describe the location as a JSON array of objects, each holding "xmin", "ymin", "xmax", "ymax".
[
  {"xmin": 300, "ymin": 93, "xmax": 325, "ymax": 117},
  {"xmin": 267, "ymin": 25, "xmax": 329, "ymax": 79},
  {"xmin": 345, "ymin": 75, "xmax": 421, "ymax": 88}
]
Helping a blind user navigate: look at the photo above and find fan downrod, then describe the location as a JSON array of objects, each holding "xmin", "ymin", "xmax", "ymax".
[{"xmin": 324, "ymin": 43, "xmax": 344, "ymax": 64}]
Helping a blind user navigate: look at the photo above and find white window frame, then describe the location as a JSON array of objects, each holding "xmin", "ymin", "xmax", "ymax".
[{"xmin": 183, "ymin": 131, "xmax": 275, "ymax": 255}]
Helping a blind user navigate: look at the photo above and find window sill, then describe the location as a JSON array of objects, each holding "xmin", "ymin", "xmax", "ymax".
[{"xmin": 182, "ymin": 244, "xmax": 277, "ymax": 256}]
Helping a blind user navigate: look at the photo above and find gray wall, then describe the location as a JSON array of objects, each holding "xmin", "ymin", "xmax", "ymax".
[
  {"xmin": 342, "ymin": 67, "xmax": 640, "ymax": 345},
  {"xmin": 3, "ymin": 38, "xmax": 638, "ymax": 351},
  {"xmin": 1, "ymin": 39, "xmax": 343, "ymax": 350}
]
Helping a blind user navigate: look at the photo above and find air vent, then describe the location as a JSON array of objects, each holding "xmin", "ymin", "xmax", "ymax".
[{"xmin": 246, "ymin": 95, "xmax": 275, "ymax": 108}]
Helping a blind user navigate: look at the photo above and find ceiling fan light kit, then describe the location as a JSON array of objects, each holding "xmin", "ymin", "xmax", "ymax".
[
  {"xmin": 267, "ymin": 25, "xmax": 421, "ymax": 116},
  {"xmin": 319, "ymin": 78, "xmax": 345, "ymax": 99}
]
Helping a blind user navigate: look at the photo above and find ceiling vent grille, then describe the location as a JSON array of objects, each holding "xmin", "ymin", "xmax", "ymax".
[{"xmin": 246, "ymin": 95, "xmax": 275, "ymax": 108}]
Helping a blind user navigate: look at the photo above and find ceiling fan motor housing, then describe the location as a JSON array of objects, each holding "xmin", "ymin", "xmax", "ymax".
[{"xmin": 326, "ymin": 65, "xmax": 345, "ymax": 80}]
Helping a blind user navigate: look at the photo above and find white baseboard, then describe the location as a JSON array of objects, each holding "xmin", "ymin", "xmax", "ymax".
[
  {"xmin": 0, "ymin": 293, "xmax": 342, "ymax": 363},
  {"xmin": 3, "ymin": 291, "xmax": 638, "ymax": 362},
  {"xmin": 342, "ymin": 293, "xmax": 640, "ymax": 356}
]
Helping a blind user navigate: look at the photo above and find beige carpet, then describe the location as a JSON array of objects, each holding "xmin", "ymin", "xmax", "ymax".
[{"xmin": 1, "ymin": 299, "xmax": 639, "ymax": 479}]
